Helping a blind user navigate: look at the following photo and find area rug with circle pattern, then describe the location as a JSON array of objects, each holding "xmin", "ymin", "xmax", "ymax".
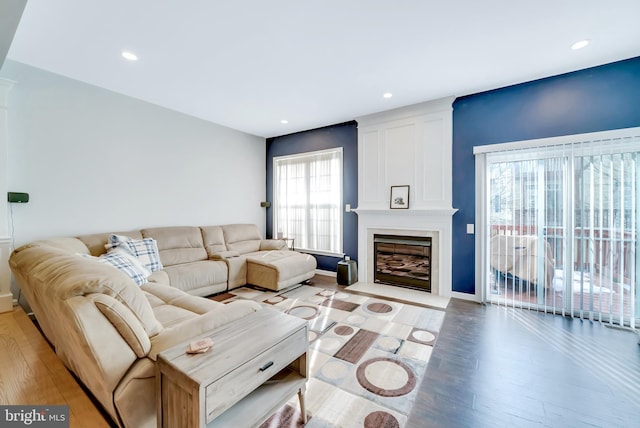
[{"xmin": 213, "ymin": 284, "xmax": 445, "ymax": 428}]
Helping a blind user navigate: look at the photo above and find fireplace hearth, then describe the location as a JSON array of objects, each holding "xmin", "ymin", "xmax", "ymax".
[{"xmin": 374, "ymin": 234, "xmax": 431, "ymax": 292}]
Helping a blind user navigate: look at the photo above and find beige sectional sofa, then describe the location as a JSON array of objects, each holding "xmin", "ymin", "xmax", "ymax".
[
  {"xmin": 77, "ymin": 223, "xmax": 317, "ymax": 294},
  {"xmin": 8, "ymin": 223, "xmax": 316, "ymax": 428}
]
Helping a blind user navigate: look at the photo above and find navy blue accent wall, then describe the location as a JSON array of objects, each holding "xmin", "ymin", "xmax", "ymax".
[
  {"xmin": 452, "ymin": 56, "xmax": 640, "ymax": 294},
  {"xmin": 266, "ymin": 121, "xmax": 358, "ymax": 272}
]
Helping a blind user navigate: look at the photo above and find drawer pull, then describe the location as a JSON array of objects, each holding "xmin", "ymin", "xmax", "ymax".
[{"xmin": 259, "ymin": 361, "xmax": 274, "ymax": 372}]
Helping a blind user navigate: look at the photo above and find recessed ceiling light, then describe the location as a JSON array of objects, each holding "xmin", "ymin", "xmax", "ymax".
[
  {"xmin": 571, "ymin": 40, "xmax": 590, "ymax": 50},
  {"xmin": 280, "ymin": 119, "xmax": 289, "ymax": 124},
  {"xmin": 383, "ymin": 92, "xmax": 393, "ymax": 99},
  {"xmin": 121, "ymin": 51, "xmax": 138, "ymax": 61}
]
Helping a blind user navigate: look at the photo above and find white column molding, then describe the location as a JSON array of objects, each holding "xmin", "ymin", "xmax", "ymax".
[
  {"xmin": 0, "ymin": 78, "xmax": 15, "ymax": 312},
  {"xmin": 0, "ymin": 237, "xmax": 12, "ymax": 312}
]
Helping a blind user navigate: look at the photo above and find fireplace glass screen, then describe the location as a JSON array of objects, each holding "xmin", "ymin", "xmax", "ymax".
[{"xmin": 374, "ymin": 234, "xmax": 431, "ymax": 291}]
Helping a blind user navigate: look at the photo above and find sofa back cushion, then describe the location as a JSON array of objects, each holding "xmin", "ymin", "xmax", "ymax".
[
  {"xmin": 10, "ymin": 244, "xmax": 162, "ymax": 338},
  {"xmin": 27, "ymin": 237, "xmax": 91, "ymax": 255},
  {"xmin": 141, "ymin": 226, "xmax": 207, "ymax": 266},
  {"xmin": 221, "ymin": 224, "xmax": 262, "ymax": 255},
  {"xmin": 78, "ymin": 231, "xmax": 143, "ymax": 256},
  {"xmin": 200, "ymin": 226, "xmax": 227, "ymax": 256}
]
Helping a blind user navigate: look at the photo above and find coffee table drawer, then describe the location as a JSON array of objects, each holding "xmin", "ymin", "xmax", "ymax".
[{"xmin": 204, "ymin": 325, "xmax": 307, "ymax": 422}]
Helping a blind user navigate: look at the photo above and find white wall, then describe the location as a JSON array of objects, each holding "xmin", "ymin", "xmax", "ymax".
[
  {"xmin": 0, "ymin": 79, "xmax": 11, "ymax": 237},
  {"xmin": 1, "ymin": 60, "xmax": 266, "ymax": 246},
  {"xmin": 0, "ymin": 79, "xmax": 13, "ymax": 312}
]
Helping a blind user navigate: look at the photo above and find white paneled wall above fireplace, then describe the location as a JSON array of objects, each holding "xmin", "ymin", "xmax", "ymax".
[
  {"xmin": 354, "ymin": 97, "xmax": 457, "ymax": 297},
  {"xmin": 357, "ymin": 97, "xmax": 455, "ymax": 210}
]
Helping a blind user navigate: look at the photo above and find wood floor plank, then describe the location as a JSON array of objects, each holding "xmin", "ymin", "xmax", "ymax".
[
  {"xmin": 4, "ymin": 313, "xmax": 71, "ymax": 405},
  {"xmin": 407, "ymin": 298, "xmax": 640, "ymax": 428},
  {"xmin": 0, "ymin": 307, "xmax": 111, "ymax": 427},
  {"xmin": 0, "ymin": 333, "xmax": 37, "ymax": 404}
]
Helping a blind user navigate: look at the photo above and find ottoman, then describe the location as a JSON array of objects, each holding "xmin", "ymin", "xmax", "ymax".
[{"xmin": 246, "ymin": 251, "xmax": 317, "ymax": 291}]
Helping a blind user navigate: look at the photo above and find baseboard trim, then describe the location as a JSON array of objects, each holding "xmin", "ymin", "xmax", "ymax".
[
  {"xmin": 0, "ymin": 293, "xmax": 13, "ymax": 313},
  {"xmin": 451, "ymin": 291, "xmax": 481, "ymax": 302},
  {"xmin": 315, "ymin": 269, "xmax": 336, "ymax": 278}
]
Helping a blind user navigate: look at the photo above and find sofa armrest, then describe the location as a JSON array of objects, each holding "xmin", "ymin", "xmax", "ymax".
[
  {"xmin": 209, "ymin": 250, "xmax": 241, "ymax": 260},
  {"xmin": 260, "ymin": 239, "xmax": 287, "ymax": 251},
  {"xmin": 92, "ymin": 294, "xmax": 151, "ymax": 358},
  {"xmin": 148, "ymin": 300, "xmax": 261, "ymax": 360}
]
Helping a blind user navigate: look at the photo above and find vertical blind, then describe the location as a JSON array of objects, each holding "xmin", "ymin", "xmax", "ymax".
[
  {"xmin": 273, "ymin": 148, "xmax": 343, "ymax": 255},
  {"xmin": 476, "ymin": 129, "xmax": 640, "ymax": 328}
]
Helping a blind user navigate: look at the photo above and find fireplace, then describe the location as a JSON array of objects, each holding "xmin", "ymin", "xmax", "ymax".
[
  {"xmin": 358, "ymin": 221, "xmax": 449, "ymax": 297},
  {"xmin": 354, "ymin": 97, "xmax": 457, "ymax": 298},
  {"xmin": 374, "ymin": 234, "xmax": 431, "ymax": 291}
]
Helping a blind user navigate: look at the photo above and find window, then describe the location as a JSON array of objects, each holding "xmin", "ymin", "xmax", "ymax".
[{"xmin": 273, "ymin": 148, "xmax": 343, "ymax": 255}]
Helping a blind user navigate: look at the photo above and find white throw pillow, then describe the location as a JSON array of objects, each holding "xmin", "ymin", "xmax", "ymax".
[
  {"xmin": 106, "ymin": 234, "xmax": 164, "ymax": 272},
  {"xmin": 81, "ymin": 251, "xmax": 151, "ymax": 286}
]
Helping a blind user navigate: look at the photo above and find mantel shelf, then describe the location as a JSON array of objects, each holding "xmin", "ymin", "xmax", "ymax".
[{"xmin": 352, "ymin": 208, "xmax": 458, "ymax": 217}]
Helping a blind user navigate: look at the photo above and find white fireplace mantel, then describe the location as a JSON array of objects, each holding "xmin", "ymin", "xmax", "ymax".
[
  {"xmin": 352, "ymin": 208, "xmax": 457, "ymax": 217},
  {"xmin": 354, "ymin": 208, "xmax": 455, "ymax": 297},
  {"xmin": 355, "ymin": 97, "xmax": 456, "ymax": 298}
]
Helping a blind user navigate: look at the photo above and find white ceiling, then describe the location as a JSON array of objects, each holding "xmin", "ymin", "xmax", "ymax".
[{"xmin": 5, "ymin": 0, "xmax": 640, "ymax": 138}]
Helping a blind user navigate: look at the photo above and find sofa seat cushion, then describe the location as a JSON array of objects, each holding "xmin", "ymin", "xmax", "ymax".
[
  {"xmin": 149, "ymin": 300, "xmax": 262, "ymax": 360},
  {"xmin": 142, "ymin": 283, "xmax": 219, "ymax": 315},
  {"xmin": 162, "ymin": 260, "xmax": 228, "ymax": 295},
  {"xmin": 245, "ymin": 251, "xmax": 317, "ymax": 291},
  {"xmin": 146, "ymin": 299, "xmax": 199, "ymax": 329},
  {"xmin": 142, "ymin": 283, "xmax": 221, "ymax": 328},
  {"xmin": 147, "ymin": 269, "xmax": 170, "ymax": 286}
]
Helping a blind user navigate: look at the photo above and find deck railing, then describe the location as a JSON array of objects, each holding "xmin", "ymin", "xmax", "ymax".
[{"xmin": 491, "ymin": 225, "xmax": 637, "ymax": 284}]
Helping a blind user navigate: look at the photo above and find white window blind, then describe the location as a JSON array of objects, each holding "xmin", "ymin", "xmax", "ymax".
[
  {"xmin": 475, "ymin": 128, "xmax": 640, "ymax": 328},
  {"xmin": 273, "ymin": 148, "xmax": 343, "ymax": 255}
]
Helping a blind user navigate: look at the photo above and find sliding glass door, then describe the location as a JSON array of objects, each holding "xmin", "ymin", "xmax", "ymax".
[
  {"xmin": 486, "ymin": 157, "xmax": 563, "ymax": 311},
  {"xmin": 476, "ymin": 128, "xmax": 640, "ymax": 327}
]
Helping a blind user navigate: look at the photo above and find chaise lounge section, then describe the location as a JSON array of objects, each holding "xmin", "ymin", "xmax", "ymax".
[{"xmin": 216, "ymin": 224, "xmax": 317, "ymax": 291}]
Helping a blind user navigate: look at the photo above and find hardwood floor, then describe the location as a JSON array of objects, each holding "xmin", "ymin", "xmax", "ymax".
[
  {"xmin": 407, "ymin": 299, "xmax": 640, "ymax": 428},
  {"xmin": 0, "ymin": 306, "xmax": 111, "ymax": 427},
  {"xmin": 312, "ymin": 275, "xmax": 640, "ymax": 428},
  {"xmin": 2, "ymin": 276, "xmax": 639, "ymax": 428}
]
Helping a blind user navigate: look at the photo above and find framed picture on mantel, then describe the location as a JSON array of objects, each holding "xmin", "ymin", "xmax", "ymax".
[{"xmin": 390, "ymin": 185, "xmax": 410, "ymax": 209}]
